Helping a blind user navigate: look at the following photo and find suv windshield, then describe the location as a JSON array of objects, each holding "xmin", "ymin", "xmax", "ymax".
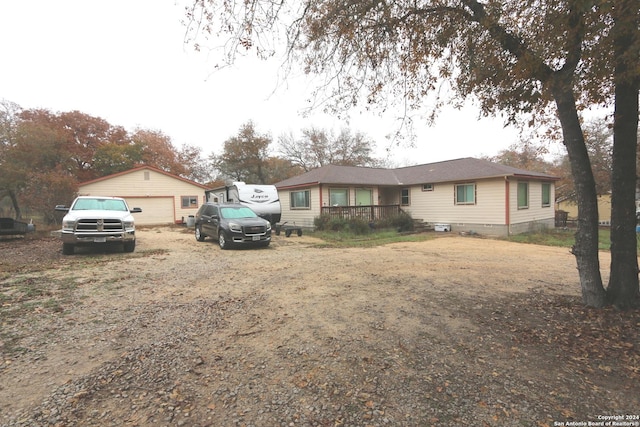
[
  {"xmin": 73, "ymin": 198, "xmax": 128, "ymax": 212},
  {"xmin": 220, "ymin": 206, "xmax": 257, "ymax": 219}
]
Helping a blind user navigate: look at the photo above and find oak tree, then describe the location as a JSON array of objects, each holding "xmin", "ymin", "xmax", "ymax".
[
  {"xmin": 5, "ymin": 108, "xmax": 78, "ymax": 222},
  {"xmin": 278, "ymin": 127, "xmax": 378, "ymax": 171},
  {"xmin": 552, "ymin": 117, "xmax": 615, "ymax": 203},
  {"xmin": 212, "ymin": 121, "xmax": 273, "ymax": 184},
  {"xmin": 178, "ymin": 144, "xmax": 217, "ymax": 184},
  {"xmin": 130, "ymin": 128, "xmax": 188, "ymax": 177},
  {"xmin": 0, "ymin": 100, "xmax": 23, "ymax": 217},
  {"xmin": 486, "ymin": 140, "xmax": 553, "ymax": 174}
]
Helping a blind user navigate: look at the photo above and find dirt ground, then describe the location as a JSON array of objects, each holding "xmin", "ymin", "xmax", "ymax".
[{"xmin": 0, "ymin": 226, "xmax": 638, "ymax": 427}]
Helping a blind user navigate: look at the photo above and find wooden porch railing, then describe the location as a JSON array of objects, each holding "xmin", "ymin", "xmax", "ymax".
[{"xmin": 320, "ymin": 205, "xmax": 401, "ymax": 221}]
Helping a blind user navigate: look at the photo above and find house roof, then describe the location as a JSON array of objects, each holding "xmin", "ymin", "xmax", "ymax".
[
  {"xmin": 274, "ymin": 157, "xmax": 558, "ymax": 189},
  {"xmin": 79, "ymin": 165, "xmax": 209, "ymax": 189}
]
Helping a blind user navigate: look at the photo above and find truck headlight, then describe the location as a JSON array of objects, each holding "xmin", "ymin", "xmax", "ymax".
[
  {"xmin": 229, "ymin": 222, "xmax": 241, "ymax": 232},
  {"xmin": 62, "ymin": 218, "xmax": 76, "ymax": 231},
  {"xmin": 123, "ymin": 220, "xmax": 134, "ymax": 229}
]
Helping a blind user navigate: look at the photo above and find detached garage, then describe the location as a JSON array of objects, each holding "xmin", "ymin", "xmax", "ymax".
[{"xmin": 78, "ymin": 166, "xmax": 208, "ymax": 225}]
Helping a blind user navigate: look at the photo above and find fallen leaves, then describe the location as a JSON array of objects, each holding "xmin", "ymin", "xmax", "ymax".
[{"xmin": 474, "ymin": 292, "xmax": 640, "ymax": 386}]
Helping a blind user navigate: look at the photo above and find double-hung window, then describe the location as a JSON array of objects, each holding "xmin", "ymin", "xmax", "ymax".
[
  {"xmin": 182, "ymin": 196, "xmax": 198, "ymax": 208},
  {"xmin": 455, "ymin": 183, "xmax": 475, "ymax": 205},
  {"xmin": 400, "ymin": 188, "xmax": 410, "ymax": 206},
  {"xmin": 541, "ymin": 183, "xmax": 551, "ymax": 207},
  {"xmin": 518, "ymin": 182, "xmax": 529, "ymax": 209},
  {"xmin": 290, "ymin": 190, "xmax": 310, "ymax": 209},
  {"xmin": 329, "ymin": 188, "xmax": 348, "ymax": 206}
]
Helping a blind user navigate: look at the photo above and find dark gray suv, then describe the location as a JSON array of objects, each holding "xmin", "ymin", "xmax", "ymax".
[{"xmin": 194, "ymin": 203, "xmax": 271, "ymax": 249}]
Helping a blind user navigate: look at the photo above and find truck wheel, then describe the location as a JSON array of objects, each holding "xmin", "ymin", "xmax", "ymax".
[
  {"xmin": 195, "ymin": 225, "xmax": 205, "ymax": 242},
  {"xmin": 123, "ymin": 241, "xmax": 136, "ymax": 253},
  {"xmin": 285, "ymin": 229, "xmax": 292, "ymax": 237},
  {"xmin": 297, "ymin": 229, "xmax": 302, "ymax": 236},
  {"xmin": 62, "ymin": 243, "xmax": 75, "ymax": 255},
  {"xmin": 218, "ymin": 232, "xmax": 230, "ymax": 250}
]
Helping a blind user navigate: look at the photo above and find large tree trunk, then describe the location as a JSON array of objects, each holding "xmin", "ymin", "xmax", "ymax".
[
  {"xmin": 607, "ymin": 0, "xmax": 639, "ymax": 309},
  {"xmin": 552, "ymin": 77, "xmax": 607, "ymax": 307}
]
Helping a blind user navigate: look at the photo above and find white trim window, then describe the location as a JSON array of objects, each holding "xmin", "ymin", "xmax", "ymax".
[
  {"xmin": 455, "ymin": 183, "xmax": 475, "ymax": 205},
  {"xmin": 290, "ymin": 190, "xmax": 310, "ymax": 209},
  {"xmin": 400, "ymin": 188, "xmax": 410, "ymax": 206},
  {"xmin": 181, "ymin": 195, "xmax": 198, "ymax": 208},
  {"xmin": 518, "ymin": 182, "xmax": 529, "ymax": 209},
  {"xmin": 541, "ymin": 183, "xmax": 551, "ymax": 207},
  {"xmin": 329, "ymin": 188, "xmax": 349, "ymax": 206}
]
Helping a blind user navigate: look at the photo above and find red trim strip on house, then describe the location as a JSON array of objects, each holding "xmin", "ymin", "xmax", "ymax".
[{"xmin": 505, "ymin": 177, "xmax": 510, "ymax": 233}]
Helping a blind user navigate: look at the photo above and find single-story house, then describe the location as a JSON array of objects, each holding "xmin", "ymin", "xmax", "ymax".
[
  {"xmin": 274, "ymin": 157, "xmax": 559, "ymax": 236},
  {"xmin": 556, "ymin": 193, "xmax": 612, "ymax": 226},
  {"xmin": 78, "ymin": 165, "xmax": 209, "ymax": 225}
]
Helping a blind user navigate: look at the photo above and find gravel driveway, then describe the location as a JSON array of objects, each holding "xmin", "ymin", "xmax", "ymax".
[{"xmin": 1, "ymin": 226, "xmax": 638, "ymax": 426}]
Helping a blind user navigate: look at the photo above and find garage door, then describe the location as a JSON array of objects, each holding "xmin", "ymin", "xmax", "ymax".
[{"xmin": 125, "ymin": 197, "xmax": 174, "ymax": 225}]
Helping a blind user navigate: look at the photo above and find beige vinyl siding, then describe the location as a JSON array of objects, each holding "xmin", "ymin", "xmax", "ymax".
[
  {"xmin": 509, "ymin": 180, "xmax": 555, "ymax": 225},
  {"xmin": 279, "ymin": 185, "xmax": 321, "ymax": 228},
  {"xmin": 79, "ymin": 168, "xmax": 206, "ymax": 224},
  {"xmin": 408, "ymin": 179, "xmax": 506, "ymax": 225}
]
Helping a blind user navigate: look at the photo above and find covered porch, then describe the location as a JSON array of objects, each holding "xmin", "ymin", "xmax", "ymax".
[{"xmin": 320, "ymin": 204, "xmax": 402, "ymax": 221}]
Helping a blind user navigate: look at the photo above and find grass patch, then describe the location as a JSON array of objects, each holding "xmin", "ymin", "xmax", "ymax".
[
  {"xmin": 310, "ymin": 226, "xmax": 624, "ymax": 252},
  {"xmin": 502, "ymin": 228, "xmax": 614, "ymax": 251},
  {"xmin": 308, "ymin": 229, "xmax": 435, "ymax": 248},
  {"xmin": 0, "ymin": 276, "xmax": 80, "ymax": 320},
  {"xmin": 0, "ymin": 275, "xmax": 80, "ymax": 356}
]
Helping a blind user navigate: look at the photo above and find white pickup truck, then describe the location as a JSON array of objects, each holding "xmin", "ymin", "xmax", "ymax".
[{"xmin": 55, "ymin": 196, "xmax": 142, "ymax": 255}]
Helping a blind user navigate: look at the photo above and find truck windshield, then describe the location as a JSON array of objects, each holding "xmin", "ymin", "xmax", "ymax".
[
  {"xmin": 73, "ymin": 198, "xmax": 128, "ymax": 211},
  {"xmin": 220, "ymin": 207, "xmax": 257, "ymax": 219}
]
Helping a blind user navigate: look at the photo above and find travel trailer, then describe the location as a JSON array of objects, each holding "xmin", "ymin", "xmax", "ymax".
[{"xmin": 205, "ymin": 182, "xmax": 281, "ymax": 224}]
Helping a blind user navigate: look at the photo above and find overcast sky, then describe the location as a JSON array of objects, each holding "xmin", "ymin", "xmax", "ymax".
[{"xmin": 0, "ymin": 0, "xmax": 527, "ymax": 166}]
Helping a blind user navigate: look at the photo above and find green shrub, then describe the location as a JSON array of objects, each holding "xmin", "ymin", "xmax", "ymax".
[
  {"xmin": 313, "ymin": 215, "xmax": 371, "ymax": 235},
  {"xmin": 373, "ymin": 212, "xmax": 414, "ymax": 232},
  {"xmin": 329, "ymin": 217, "xmax": 348, "ymax": 231},
  {"xmin": 348, "ymin": 218, "xmax": 371, "ymax": 235},
  {"xmin": 391, "ymin": 212, "xmax": 414, "ymax": 232},
  {"xmin": 314, "ymin": 213, "xmax": 414, "ymax": 234},
  {"xmin": 313, "ymin": 215, "xmax": 331, "ymax": 230}
]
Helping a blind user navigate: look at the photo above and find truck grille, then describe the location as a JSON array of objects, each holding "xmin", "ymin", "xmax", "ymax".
[
  {"xmin": 76, "ymin": 218, "xmax": 124, "ymax": 232},
  {"xmin": 243, "ymin": 225, "xmax": 267, "ymax": 235}
]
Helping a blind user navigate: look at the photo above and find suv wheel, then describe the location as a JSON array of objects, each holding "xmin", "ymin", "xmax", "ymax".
[
  {"xmin": 195, "ymin": 225, "xmax": 205, "ymax": 242},
  {"xmin": 218, "ymin": 231, "xmax": 230, "ymax": 250}
]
